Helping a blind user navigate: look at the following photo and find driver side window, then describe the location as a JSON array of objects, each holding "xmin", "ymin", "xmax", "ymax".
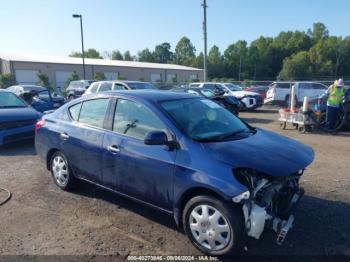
[{"xmin": 113, "ymin": 99, "xmax": 166, "ymax": 140}]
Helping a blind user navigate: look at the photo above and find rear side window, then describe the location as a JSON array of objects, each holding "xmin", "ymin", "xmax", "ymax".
[
  {"xmin": 113, "ymin": 99, "xmax": 166, "ymax": 140},
  {"xmin": 299, "ymin": 83, "xmax": 312, "ymax": 89},
  {"xmin": 69, "ymin": 103, "xmax": 82, "ymax": 121},
  {"xmin": 79, "ymin": 99, "xmax": 110, "ymax": 128},
  {"xmin": 89, "ymin": 82, "xmax": 100, "ymax": 93},
  {"xmin": 312, "ymin": 83, "xmax": 327, "ymax": 90},
  {"xmin": 113, "ymin": 83, "xmax": 126, "ymax": 90},
  {"xmin": 98, "ymin": 82, "xmax": 113, "ymax": 92},
  {"xmin": 277, "ymin": 83, "xmax": 292, "ymax": 89}
]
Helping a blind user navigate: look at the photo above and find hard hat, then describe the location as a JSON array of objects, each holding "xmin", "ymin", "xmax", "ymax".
[{"xmin": 337, "ymin": 78, "xmax": 344, "ymax": 87}]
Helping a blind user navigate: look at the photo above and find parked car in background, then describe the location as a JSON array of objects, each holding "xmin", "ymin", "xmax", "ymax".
[
  {"xmin": 0, "ymin": 90, "xmax": 42, "ymax": 146},
  {"xmin": 245, "ymin": 86, "xmax": 269, "ymax": 100},
  {"xmin": 171, "ymin": 87, "xmax": 240, "ymax": 116},
  {"xmin": 6, "ymin": 85, "xmax": 65, "ymax": 113},
  {"xmin": 84, "ymin": 81, "xmax": 157, "ymax": 96},
  {"xmin": 35, "ymin": 90, "xmax": 314, "ymax": 256},
  {"xmin": 66, "ymin": 80, "xmax": 96, "ymax": 100},
  {"xmin": 189, "ymin": 82, "xmax": 262, "ymax": 110},
  {"xmin": 264, "ymin": 81, "xmax": 328, "ymax": 106}
]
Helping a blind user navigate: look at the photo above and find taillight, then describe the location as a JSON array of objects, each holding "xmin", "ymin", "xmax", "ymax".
[{"xmin": 35, "ymin": 119, "xmax": 45, "ymax": 132}]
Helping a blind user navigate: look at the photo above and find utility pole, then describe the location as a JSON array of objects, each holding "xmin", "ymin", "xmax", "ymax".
[
  {"xmin": 202, "ymin": 0, "xmax": 208, "ymax": 82},
  {"xmin": 72, "ymin": 14, "xmax": 86, "ymax": 79}
]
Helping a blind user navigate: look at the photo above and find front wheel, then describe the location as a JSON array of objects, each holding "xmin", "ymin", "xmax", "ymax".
[{"xmin": 182, "ymin": 195, "xmax": 245, "ymax": 256}]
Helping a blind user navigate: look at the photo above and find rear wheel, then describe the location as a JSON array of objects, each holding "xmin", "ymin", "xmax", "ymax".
[
  {"xmin": 68, "ymin": 95, "xmax": 74, "ymax": 101},
  {"xmin": 50, "ymin": 151, "xmax": 77, "ymax": 190},
  {"xmin": 182, "ymin": 195, "xmax": 245, "ymax": 256}
]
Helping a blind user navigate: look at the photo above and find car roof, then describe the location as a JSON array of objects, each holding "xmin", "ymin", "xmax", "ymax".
[{"xmin": 100, "ymin": 90, "xmax": 194, "ymax": 102}]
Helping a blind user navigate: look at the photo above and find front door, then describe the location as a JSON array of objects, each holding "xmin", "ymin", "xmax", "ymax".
[{"xmin": 102, "ymin": 98, "xmax": 176, "ymax": 210}]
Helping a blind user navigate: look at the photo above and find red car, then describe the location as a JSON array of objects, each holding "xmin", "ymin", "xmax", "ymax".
[{"xmin": 246, "ymin": 86, "xmax": 269, "ymax": 100}]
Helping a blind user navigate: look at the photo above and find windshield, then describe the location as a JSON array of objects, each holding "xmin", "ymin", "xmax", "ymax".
[
  {"xmin": 0, "ymin": 92, "xmax": 27, "ymax": 108},
  {"xmin": 161, "ymin": 98, "xmax": 250, "ymax": 141},
  {"xmin": 128, "ymin": 82, "xmax": 156, "ymax": 90},
  {"xmin": 225, "ymin": 83, "xmax": 242, "ymax": 91}
]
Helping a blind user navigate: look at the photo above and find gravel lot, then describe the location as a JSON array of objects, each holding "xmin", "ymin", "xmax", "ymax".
[{"xmin": 0, "ymin": 106, "xmax": 350, "ymax": 261}]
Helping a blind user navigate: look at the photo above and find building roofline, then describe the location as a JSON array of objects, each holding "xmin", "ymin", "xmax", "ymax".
[{"xmin": 0, "ymin": 53, "xmax": 203, "ymax": 72}]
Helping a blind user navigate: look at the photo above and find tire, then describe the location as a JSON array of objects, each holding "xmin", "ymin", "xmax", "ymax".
[
  {"xmin": 298, "ymin": 126, "xmax": 306, "ymax": 133},
  {"xmin": 182, "ymin": 195, "xmax": 245, "ymax": 256},
  {"xmin": 68, "ymin": 95, "xmax": 75, "ymax": 101},
  {"xmin": 50, "ymin": 151, "xmax": 77, "ymax": 190}
]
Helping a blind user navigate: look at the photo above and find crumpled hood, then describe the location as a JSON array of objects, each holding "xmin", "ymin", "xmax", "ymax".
[
  {"xmin": 0, "ymin": 107, "xmax": 42, "ymax": 123},
  {"xmin": 202, "ymin": 129, "xmax": 314, "ymax": 177},
  {"xmin": 230, "ymin": 90, "xmax": 259, "ymax": 98}
]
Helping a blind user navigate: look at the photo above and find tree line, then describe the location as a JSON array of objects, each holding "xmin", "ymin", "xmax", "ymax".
[{"xmin": 69, "ymin": 23, "xmax": 350, "ymax": 82}]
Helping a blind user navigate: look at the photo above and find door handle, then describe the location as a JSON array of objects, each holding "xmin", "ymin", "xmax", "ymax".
[
  {"xmin": 60, "ymin": 132, "xmax": 69, "ymax": 140},
  {"xmin": 107, "ymin": 145, "xmax": 120, "ymax": 154}
]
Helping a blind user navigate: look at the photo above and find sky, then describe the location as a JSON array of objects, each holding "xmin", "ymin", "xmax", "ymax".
[{"xmin": 1, "ymin": 0, "xmax": 350, "ymax": 57}]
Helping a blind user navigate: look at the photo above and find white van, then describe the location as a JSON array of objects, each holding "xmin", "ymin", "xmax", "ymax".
[{"xmin": 264, "ymin": 81, "xmax": 328, "ymax": 105}]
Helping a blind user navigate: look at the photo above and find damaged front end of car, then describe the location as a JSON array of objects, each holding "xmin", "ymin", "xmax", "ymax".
[{"xmin": 232, "ymin": 168, "xmax": 305, "ymax": 245}]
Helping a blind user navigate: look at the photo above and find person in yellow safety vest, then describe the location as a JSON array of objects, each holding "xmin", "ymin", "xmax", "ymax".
[{"xmin": 325, "ymin": 78, "xmax": 346, "ymax": 130}]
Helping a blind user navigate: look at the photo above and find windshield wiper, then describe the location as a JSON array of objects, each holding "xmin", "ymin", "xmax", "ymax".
[{"xmin": 193, "ymin": 129, "xmax": 249, "ymax": 142}]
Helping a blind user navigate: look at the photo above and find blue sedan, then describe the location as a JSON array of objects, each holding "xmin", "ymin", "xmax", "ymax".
[
  {"xmin": 0, "ymin": 90, "xmax": 42, "ymax": 146},
  {"xmin": 35, "ymin": 90, "xmax": 314, "ymax": 256}
]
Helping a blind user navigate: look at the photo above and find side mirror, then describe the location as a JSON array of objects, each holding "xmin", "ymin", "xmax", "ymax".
[{"xmin": 144, "ymin": 131, "xmax": 168, "ymax": 146}]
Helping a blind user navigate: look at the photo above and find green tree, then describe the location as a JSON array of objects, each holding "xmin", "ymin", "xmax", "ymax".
[
  {"xmin": 174, "ymin": 37, "xmax": 196, "ymax": 66},
  {"xmin": 308, "ymin": 22, "xmax": 329, "ymax": 43},
  {"xmin": 0, "ymin": 73, "xmax": 16, "ymax": 88},
  {"xmin": 278, "ymin": 51, "xmax": 312, "ymax": 80},
  {"xmin": 112, "ymin": 50, "xmax": 124, "ymax": 60},
  {"xmin": 138, "ymin": 48, "xmax": 154, "ymax": 62},
  {"xmin": 69, "ymin": 48, "xmax": 102, "ymax": 59},
  {"xmin": 94, "ymin": 71, "xmax": 106, "ymax": 81},
  {"xmin": 153, "ymin": 42, "xmax": 173, "ymax": 63},
  {"xmin": 192, "ymin": 52, "xmax": 204, "ymax": 69},
  {"xmin": 123, "ymin": 51, "xmax": 133, "ymax": 61},
  {"xmin": 208, "ymin": 45, "xmax": 224, "ymax": 78},
  {"xmin": 223, "ymin": 40, "xmax": 248, "ymax": 80},
  {"xmin": 64, "ymin": 71, "xmax": 79, "ymax": 88},
  {"xmin": 37, "ymin": 71, "xmax": 51, "ymax": 89}
]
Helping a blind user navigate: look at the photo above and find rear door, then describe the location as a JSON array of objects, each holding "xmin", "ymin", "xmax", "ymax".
[
  {"xmin": 101, "ymin": 98, "xmax": 176, "ymax": 210},
  {"xmin": 276, "ymin": 83, "xmax": 292, "ymax": 101},
  {"xmin": 60, "ymin": 98, "xmax": 111, "ymax": 183}
]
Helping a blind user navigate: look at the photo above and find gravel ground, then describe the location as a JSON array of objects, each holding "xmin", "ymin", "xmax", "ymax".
[{"xmin": 0, "ymin": 106, "xmax": 349, "ymax": 261}]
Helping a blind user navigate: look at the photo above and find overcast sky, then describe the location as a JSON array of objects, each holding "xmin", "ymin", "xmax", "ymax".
[{"xmin": 1, "ymin": 0, "xmax": 349, "ymax": 57}]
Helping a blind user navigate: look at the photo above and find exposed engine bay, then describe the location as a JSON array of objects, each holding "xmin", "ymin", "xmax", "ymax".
[{"xmin": 233, "ymin": 168, "xmax": 304, "ymax": 245}]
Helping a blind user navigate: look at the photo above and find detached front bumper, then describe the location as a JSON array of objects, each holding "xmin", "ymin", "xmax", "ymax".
[{"xmin": 233, "ymin": 185, "xmax": 304, "ymax": 245}]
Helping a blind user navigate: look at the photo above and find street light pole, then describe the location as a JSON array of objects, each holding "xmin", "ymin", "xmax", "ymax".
[
  {"xmin": 202, "ymin": 0, "xmax": 208, "ymax": 82},
  {"xmin": 72, "ymin": 14, "xmax": 86, "ymax": 79}
]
